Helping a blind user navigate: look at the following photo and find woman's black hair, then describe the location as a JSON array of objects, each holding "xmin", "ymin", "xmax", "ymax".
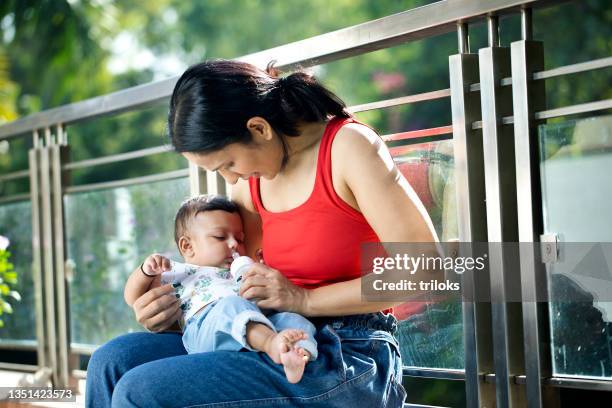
[{"xmin": 168, "ymin": 59, "xmax": 350, "ymax": 164}]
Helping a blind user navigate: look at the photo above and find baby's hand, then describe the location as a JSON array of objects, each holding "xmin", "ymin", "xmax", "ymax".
[{"xmin": 142, "ymin": 254, "xmax": 172, "ymax": 276}]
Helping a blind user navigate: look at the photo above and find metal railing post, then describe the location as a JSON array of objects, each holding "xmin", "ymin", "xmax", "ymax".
[
  {"xmin": 28, "ymin": 125, "xmax": 72, "ymax": 389},
  {"xmin": 206, "ymin": 171, "xmax": 227, "ymax": 196},
  {"xmin": 450, "ymin": 21, "xmax": 496, "ymax": 408},
  {"xmin": 511, "ymin": 7, "xmax": 559, "ymax": 408},
  {"xmin": 29, "ymin": 130, "xmax": 48, "ymax": 374},
  {"xmin": 189, "ymin": 163, "xmax": 207, "ymax": 196},
  {"xmin": 39, "ymin": 128, "xmax": 59, "ymax": 386},
  {"xmin": 480, "ymin": 14, "xmax": 526, "ymax": 408},
  {"xmin": 188, "ymin": 162, "xmax": 228, "ymax": 197},
  {"xmin": 51, "ymin": 124, "xmax": 71, "ymax": 388}
]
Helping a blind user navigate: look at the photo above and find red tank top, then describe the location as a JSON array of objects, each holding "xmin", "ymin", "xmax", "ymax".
[{"xmin": 248, "ymin": 116, "xmax": 380, "ymax": 289}]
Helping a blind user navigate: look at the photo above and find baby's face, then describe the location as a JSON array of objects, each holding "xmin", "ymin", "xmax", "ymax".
[{"xmin": 184, "ymin": 210, "xmax": 245, "ymax": 268}]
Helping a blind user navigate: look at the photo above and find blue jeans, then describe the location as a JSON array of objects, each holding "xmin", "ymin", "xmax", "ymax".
[
  {"xmin": 183, "ymin": 295, "xmax": 318, "ymax": 360},
  {"xmin": 86, "ymin": 312, "xmax": 406, "ymax": 407}
]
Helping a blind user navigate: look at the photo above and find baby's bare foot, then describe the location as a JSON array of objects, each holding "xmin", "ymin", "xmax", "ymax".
[
  {"xmin": 264, "ymin": 329, "xmax": 310, "ymax": 383},
  {"xmin": 281, "ymin": 344, "xmax": 311, "ymax": 384}
]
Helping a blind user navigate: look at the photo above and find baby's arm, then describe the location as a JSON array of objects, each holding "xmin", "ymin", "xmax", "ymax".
[{"xmin": 124, "ymin": 254, "xmax": 170, "ymax": 307}]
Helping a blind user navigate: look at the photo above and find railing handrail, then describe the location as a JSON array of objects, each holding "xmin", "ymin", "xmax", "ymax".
[{"xmin": 0, "ymin": 0, "xmax": 548, "ymax": 141}]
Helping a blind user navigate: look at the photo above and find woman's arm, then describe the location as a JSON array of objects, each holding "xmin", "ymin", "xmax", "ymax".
[
  {"xmin": 125, "ymin": 254, "xmax": 183, "ymax": 332},
  {"xmin": 132, "ymin": 284, "xmax": 183, "ymax": 332}
]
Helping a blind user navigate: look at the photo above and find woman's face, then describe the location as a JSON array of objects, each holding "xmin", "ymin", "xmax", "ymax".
[{"xmin": 182, "ymin": 119, "xmax": 285, "ymax": 184}]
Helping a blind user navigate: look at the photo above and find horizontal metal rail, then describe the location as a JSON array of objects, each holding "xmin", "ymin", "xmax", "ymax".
[
  {"xmin": 514, "ymin": 375, "xmax": 526, "ymax": 385},
  {"xmin": 63, "ymin": 145, "xmax": 174, "ymax": 171},
  {"xmin": 478, "ymin": 373, "xmax": 538, "ymax": 386},
  {"xmin": 388, "ymin": 135, "xmax": 454, "ymax": 157},
  {"xmin": 468, "ymin": 56, "xmax": 612, "ymax": 92},
  {"xmin": 0, "ymin": 339, "xmax": 37, "ymax": 350},
  {"xmin": 472, "ymin": 116, "xmax": 514, "ymax": 129},
  {"xmin": 0, "ymin": 169, "xmax": 29, "ymax": 183},
  {"xmin": 0, "ymin": 362, "xmax": 38, "ymax": 373},
  {"xmin": 544, "ymin": 376, "xmax": 612, "ymax": 392},
  {"xmin": 403, "ymin": 367, "xmax": 466, "ymax": 381},
  {"xmin": 483, "ymin": 373, "xmax": 497, "ymax": 384},
  {"xmin": 469, "ymin": 77, "xmax": 512, "ymax": 92},
  {"xmin": 63, "ymin": 168, "xmax": 189, "ymax": 194},
  {"xmin": 472, "ymin": 98, "xmax": 612, "ymax": 128},
  {"xmin": 0, "ymin": 193, "xmax": 30, "ymax": 205},
  {"xmin": 70, "ymin": 343, "xmax": 98, "ymax": 356},
  {"xmin": 0, "ymin": 0, "xmax": 552, "ymax": 140},
  {"xmin": 536, "ymin": 98, "xmax": 612, "ymax": 120},
  {"xmin": 349, "ymin": 89, "xmax": 451, "ymax": 113},
  {"xmin": 71, "ymin": 369, "xmax": 87, "ymax": 379},
  {"xmin": 382, "ymin": 126, "xmax": 453, "ymax": 142},
  {"xmin": 533, "ymin": 56, "xmax": 612, "ymax": 81},
  {"xmin": 0, "ymin": 80, "xmax": 175, "ymax": 141}
]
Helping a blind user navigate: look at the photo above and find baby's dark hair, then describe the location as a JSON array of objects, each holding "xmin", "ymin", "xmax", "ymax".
[{"xmin": 174, "ymin": 194, "xmax": 239, "ymax": 250}]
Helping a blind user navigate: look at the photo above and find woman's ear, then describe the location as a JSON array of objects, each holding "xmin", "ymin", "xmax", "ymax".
[
  {"xmin": 246, "ymin": 117, "xmax": 274, "ymax": 142},
  {"xmin": 178, "ymin": 236, "xmax": 193, "ymax": 258}
]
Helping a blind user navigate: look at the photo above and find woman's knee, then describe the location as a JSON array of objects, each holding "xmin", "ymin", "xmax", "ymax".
[
  {"xmin": 111, "ymin": 367, "xmax": 151, "ymax": 407},
  {"xmin": 88, "ymin": 332, "xmax": 184, "ymax": 377},
  {"xmin": 88, "ymin": 333, "xmax": 138, "ymax": 376}
]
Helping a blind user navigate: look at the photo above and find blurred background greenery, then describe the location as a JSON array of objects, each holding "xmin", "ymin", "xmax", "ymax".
[{"xmin": 0, "ymin": 0, "xmax": 610, "ymax": 192}]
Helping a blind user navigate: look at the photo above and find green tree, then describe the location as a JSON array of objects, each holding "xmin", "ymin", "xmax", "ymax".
[{"xmin": 0, "ymin": 47, "xmax": 18, "ymax": 124}]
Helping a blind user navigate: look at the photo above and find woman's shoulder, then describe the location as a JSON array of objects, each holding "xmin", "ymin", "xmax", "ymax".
[
  {"xmin": 331, "ymin": 121, "xmax": 389, "ymax": 176},
  {"xmin": 333, "ymin": 121, "xmax": 384, "ymax": 155},
  {"xmin": 326, "ymin": 120, "xmax": 395, "ymax": 212}
]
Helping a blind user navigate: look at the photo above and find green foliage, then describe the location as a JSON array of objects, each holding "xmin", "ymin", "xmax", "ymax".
[
  {"xmin": 0, "ymin": 47, "xmax": 18, "ymax": 124},
  {"xmin": 0, "ymin": 0, "xmax": 610, "ymax": 195},
  {"xmin": 0, "ymin": 237, "xmax": 20, "ymax": 329}
]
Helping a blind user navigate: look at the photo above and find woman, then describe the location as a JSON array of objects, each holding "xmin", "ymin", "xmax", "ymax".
[{"xmin": 86, "ymin": 59, "xmax": 437, "ymax": 407}]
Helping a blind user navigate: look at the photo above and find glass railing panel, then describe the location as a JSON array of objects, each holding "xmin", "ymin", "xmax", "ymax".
[
  {"xmin": 390, "ymin": 139, "xmax": 464, "ymax": 369},
  {"xmin": 65, "ymin": 177, "xmax": 189, "ymax": 346},
  {"xmin": 0, "ymin": 133, "xmax": 32, "ymax": 196},
  {"xmin": 0, "ymin": 200, "xmax": 35, "ymax": 343},
  {"xmin": 66, "ymin": 104, "xmax": 185, "ymax": 188},
  {"xmin": 540, "ymin": 115, "xmax": 612, "ymax": 379}
]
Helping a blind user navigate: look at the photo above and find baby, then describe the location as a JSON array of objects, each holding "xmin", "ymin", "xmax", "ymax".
[{"xmin": 124, "ymin": 194, "xmax": 317, "ymax": 383}]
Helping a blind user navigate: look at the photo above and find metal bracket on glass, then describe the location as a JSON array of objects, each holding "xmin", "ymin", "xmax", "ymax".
[
  {"xmin": 540, "ymin": 233, "xmax": 559, "ymax": 264},
  {"xmin": 65, "ymin": 259, "xmax": 76, "ymax": 283}
]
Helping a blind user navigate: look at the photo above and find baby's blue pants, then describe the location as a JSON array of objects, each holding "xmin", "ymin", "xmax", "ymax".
[{"xmin": 182, "ymin": 294, "xmax": 318, "ymax": 361}]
